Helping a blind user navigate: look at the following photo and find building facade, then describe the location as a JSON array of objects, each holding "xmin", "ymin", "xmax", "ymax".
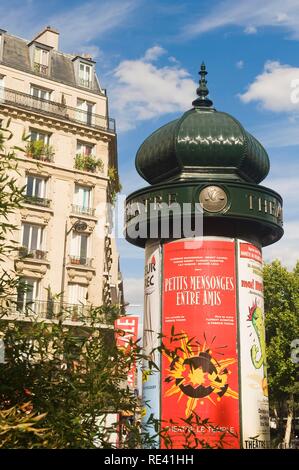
[{"xmin": 0, "ymin": 26, "xmax": 123, "ymax": 321}]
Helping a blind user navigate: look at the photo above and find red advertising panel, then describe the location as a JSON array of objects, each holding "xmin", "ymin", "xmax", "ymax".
[
  {"xmin": 115, "ymin": 316, "xmax": 139, "ymax": 389},
  {"xmin": 161, "ymin": 238, "xmax": 240, "ymax": 448}
]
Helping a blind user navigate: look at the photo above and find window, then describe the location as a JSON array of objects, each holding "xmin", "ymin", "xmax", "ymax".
[
  {"xmin": 31, "ymin": 85, "xmax": 51, "ymax": 101},
  {"xmin": 70, "ymin": 232, "xmax": 89, "ymax": 259},
  {"xmin": 17, "ymin": 277, "xmax": 40, "ymax": 312},
  {"xmin": 74, "ymin": 184, "xmax": 91, "ymax": 210},
  {"xmin": 34, "ymin": 47, "xmax": 49, "ymax": 74},
  {"xmin": 79, "ymin": 63, "xmax": 92, "ymax": 88},
  {"xmin": 30, "ymin": 129, "xmax": 49, "ymax": 144},
  {"xmin": 22, "ymin": 223, "xmax": 43, "ymax": 252},
  {"xmin": 76, "ymin": 141, "xmax": 94, "ymax": 156},
  {"xmin": 26, "ymin": 175, "xmax": 47, "ymax": 199},
  {"xmin": 68, "ymin": 283, "xmax": 87, "ymax": 305},
  {"xmin": 76, "ymin": 99, "xmax": 94, "ymax": 125}
]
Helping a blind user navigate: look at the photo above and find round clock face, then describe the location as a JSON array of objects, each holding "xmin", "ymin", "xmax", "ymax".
[{"xmin": 199, "ymin": 185, "xmax": 228, "ymax": 213}]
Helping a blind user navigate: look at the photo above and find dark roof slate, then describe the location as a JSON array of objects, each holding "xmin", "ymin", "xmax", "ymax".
[{"xmin": 1, "ymin": 33, "xmax": 101, "ymax": 94}]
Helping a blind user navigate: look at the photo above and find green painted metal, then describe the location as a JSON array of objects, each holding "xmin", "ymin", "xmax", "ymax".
[
  {"xmin": 125, "ymin": 180, "xmax": 283, "ymax": 248},
  {"xmin": 136, "ymin": 108, "xmax": 270, "ymax": 185},
  {"xmin": 192, "ymin": 62, "xmax": 213, "ymax": 108},
  {"xmin": 126, "ymin": 64, "xmax": 283, "ymax": 249}
]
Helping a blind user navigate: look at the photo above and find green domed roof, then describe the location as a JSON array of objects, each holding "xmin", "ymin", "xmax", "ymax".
[{"xmin": 135, "ymin": 63, "xmax": 269, "ymax": 185}]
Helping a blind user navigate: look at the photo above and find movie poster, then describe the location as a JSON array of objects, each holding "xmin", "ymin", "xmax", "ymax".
[
  {"xmin": 237, "ymin": 241, "xmax": 270, "ymax": 449},
  {"xmin": 161, "ymin": 237, "xmax": 240, "ymax": 448},
  {"xmin": 142, "ymin": 241, "xmax": 162, "ymax": 443}
]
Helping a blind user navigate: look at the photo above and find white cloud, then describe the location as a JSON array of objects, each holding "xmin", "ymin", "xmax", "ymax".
[
  {"xmin": 266, "ymin": 175, "xmax": 298, "ymax": 220},
  {"xmin": 143, "ymin": 46, "xmax": 166, "ymax": 62},
  {"xmin": 0, "ymin": 0, "xmax": 139, "ymax": 53},
  {"xmin": 251, "ymin": 117, "xmax": 299, "ymax": 148},
  {"xmin": 168, "ymin": 56, "xmax": 180, "ymax": 65},
  {"xmin": 0, "ymin": 0, "xmax": 38, "ymax": 38},
  {"xmin": 239, "ymin": 61, "xmax": 299, "ymax": 113},
  {"xmin": 264, "ymin": 220, "xmax": 299, "ymax": 269},
  {"xmin": 244, "ymin": 25, "xmax": 257, "ymax": 34},
  {"xmin": 181, "ymin": 0, "xmax": 299, "ymax": 40},
  {"xmin": 76, "ymin": 45, "xmax": 103, "ymax": 61},
  {"xmin": 50, "ymin": 0, "xmax": 139, "ymax": 52},
  {"xmin": 236, "ymin": 60, "xmax": 244, "ymax": 69},
  {"xmin": 110, "ymin": 47, "xmax": 196, "ymax": 131},
  {"xmin": 123, "ymin": 277, "xmax": 144, "ymax": 308}
]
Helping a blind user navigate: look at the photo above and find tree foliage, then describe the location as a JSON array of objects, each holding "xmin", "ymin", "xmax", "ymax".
[
  {"xmin": 0, "ymin": 310, "xmax": 143, "ymax": 448},
  {"xmin": 264, "ymin": 260, "xmax": 299, "ymax": 446},
  {"xmin": 0, "ymin": 120, "xmax": 25, "ymax": 299}
]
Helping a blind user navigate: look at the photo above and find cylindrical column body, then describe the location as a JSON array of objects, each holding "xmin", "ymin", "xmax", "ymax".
[{"xmin": 142, "ymin": 236, "xmax": 270, "ymax": 449}]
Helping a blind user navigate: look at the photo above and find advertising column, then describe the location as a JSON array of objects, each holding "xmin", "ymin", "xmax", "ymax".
[
  {"xmin": 161, "ymin": 237, "xmax": 240, "ymax": 448},
  {"xmin": 237, "ymin": 241, "xmax": 270, "ymax": 449}
]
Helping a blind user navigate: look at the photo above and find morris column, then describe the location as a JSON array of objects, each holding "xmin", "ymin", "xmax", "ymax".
[{"xmin": 125, "ymin": 63, "xmax": 283, "ymax": 449}]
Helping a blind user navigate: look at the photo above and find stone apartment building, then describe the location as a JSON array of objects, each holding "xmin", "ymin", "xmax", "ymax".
[{"xmin": 0, "ymin": 26, "xmax": 123, "ymax": 321}]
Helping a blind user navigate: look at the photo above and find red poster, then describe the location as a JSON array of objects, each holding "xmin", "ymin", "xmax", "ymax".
[
  {"xmin": 161, "ymin": 238, "xmax": 240, "ymax": 448},
  {"xmin": 115, "ymin": 316, "xmax": 139, "ymax": 389}
]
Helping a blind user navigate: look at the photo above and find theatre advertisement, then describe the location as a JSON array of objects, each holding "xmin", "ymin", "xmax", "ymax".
[
  {"xmin": 237, "ymin": 241, "xmax": 270, "ymax": 449},
  {"xmin": 161, "ymin": 237, "xmax": 240, "ymax": 448},
  {"xmin": 142, "ymin": 241, "xmax": 162, "ymax": 440}
]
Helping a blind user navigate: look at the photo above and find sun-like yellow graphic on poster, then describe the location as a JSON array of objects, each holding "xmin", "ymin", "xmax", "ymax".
[{"xmin": 163, "ymin": 333, "xmax": 238, "ymax": 417}]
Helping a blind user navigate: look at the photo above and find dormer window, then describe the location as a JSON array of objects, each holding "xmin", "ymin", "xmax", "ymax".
[
  {"xmin": 72, "ymin": 56, "xmax": 95, "ymax": 89},
  {"xmin": 79, "ymin": 62, "xmax": 92, "ymax": 88},
  {"xmin": 34, "ymin": 46, "xmax": 49, "ymax": 75}
]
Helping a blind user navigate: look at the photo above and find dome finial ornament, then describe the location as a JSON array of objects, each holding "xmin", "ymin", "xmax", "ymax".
[{"xmin": 192, "ymin": 61, "xmax": 213, "ymax": 108}]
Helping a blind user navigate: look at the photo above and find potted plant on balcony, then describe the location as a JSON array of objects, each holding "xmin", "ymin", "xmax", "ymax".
[
  {"xmin": 35, "ymin": 249, "xmax": 45, "ymax": 260},
  {"xmin": 43, "ymin": 144, "xmax": 55, "ymax": 162},
  {"xmin": 25, "ymin": 141, "xmax": 54, "ymax": 162},
  {"xmin": 25, "ymin": 140, "xmax": 44, "ymax": 159},
  {"xmin": 75, "ymin": 154, "xmax": 104, "ymax": 173},
  {"xmin": 18, "ymin": 246, "xmax": 34, "ymax": 258},
  {"xmin": 108, "ymin": 166, "xmax": 122, "ymax": 204},
  {"xmin": 18, "ymin": 246, "xmax": 29, "ymax": 258}
]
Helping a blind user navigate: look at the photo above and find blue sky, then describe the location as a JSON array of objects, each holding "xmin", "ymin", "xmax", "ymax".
[{"xmin": 1, "ymin": 0, "xmax": 299, "ymax": 311}]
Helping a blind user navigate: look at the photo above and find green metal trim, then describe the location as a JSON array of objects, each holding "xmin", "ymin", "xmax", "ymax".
[{"xmin": 125, "ymin": 180, "xmax": 283, "ymax": 248}]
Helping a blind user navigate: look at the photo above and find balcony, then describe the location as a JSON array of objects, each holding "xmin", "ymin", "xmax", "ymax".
[
  {"xmin": 0, "ymin": 86, "xmax": 116, "ymax": 133},
  {"xmin": 68, "ymin": 255, "xmax": 93, "ymax": 267},
  {"xmin": 34, "ymin": 62, "xmax": 49, "ymax": 75},
  {"xmin": 18, "ymin": 247, "xmax": 48, "ymax": 260},
  {"xmin": 71, "ymin": 204, "xmax": 95, "ymax": 217},
  {"xmin": 0, "ymin": 299, "xmax": 109, "ymax": 324},
  {"xmin": 24, "ymin": 195, "xmax": 51, "ymax": 208}
]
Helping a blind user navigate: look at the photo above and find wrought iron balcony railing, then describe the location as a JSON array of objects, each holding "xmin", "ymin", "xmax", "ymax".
[
  {"xmin": 71, "ymin": 204, "xmax": 95, "ymax": 217},
  {"xmin": 0, "ymin": 299, "xmax": 96, "ymax": 322},
  {"xmin": 68, "ymin": 255, "xmax": 93, "ymax": 267},
  {"xmin": 0, "ymin": 86, "xmax": 116, "ymax": 133},
  {"xmin": 0, "ymin": 298, "xmax": 120, "ymax": 324},
  {"xmin": 24, "ymin": 195, "xmax": 51, "ymax": 208},
  {"xmin": 79, "ymin": 78, "xmax": 91, "ymax": 88},
  {"xmin": 34, "ymin": 62, "xmax": 49, "ymax": 75},
  {"xmin": 18, "ymin": 247, "xmax": 48, "ymax": 260}
]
